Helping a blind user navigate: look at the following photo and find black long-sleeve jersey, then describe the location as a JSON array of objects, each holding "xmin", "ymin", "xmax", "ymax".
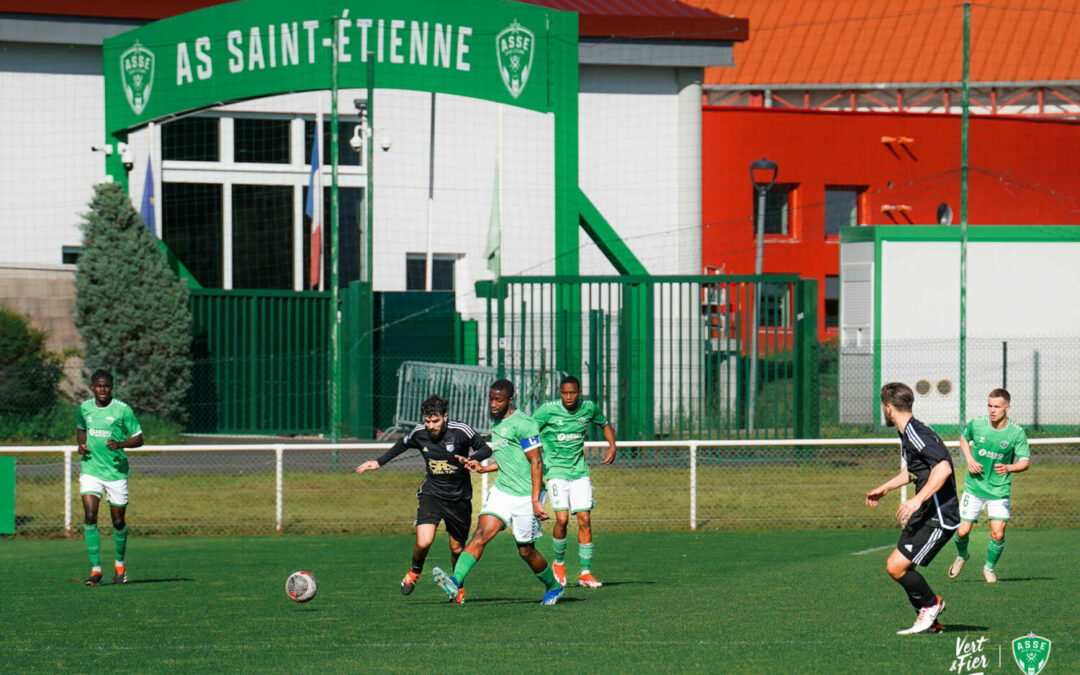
[
  {"xmin": 900, "ymin": 417, "xmax": 960, "ymax": 529},
  {"xmin": 376, "ymin": 421, "xmax": 491, "ymax": 501}
]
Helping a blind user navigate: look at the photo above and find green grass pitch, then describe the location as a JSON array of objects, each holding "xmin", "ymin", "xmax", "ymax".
[{"xmin": 3, "ymin": 530, "xmax": 1078, "ymax": 673}]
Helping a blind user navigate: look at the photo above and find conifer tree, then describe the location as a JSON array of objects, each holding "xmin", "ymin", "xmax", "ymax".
[{"xmin": 75, "ymin": 182, "xmax": 192, "ymax": 423}]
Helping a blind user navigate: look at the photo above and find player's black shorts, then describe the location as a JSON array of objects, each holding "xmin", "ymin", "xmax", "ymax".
[
  {"xmin": 415, "ymin": 494, "xmax": 472, "ymax": 543},
  {"xmin": 897, "ymin": 513, "xmax": 954, "ymax": 567}
]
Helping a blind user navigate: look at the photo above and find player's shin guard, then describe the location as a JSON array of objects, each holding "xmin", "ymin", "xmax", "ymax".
[
  {"xmin": 84, "ymin": 524, "xmax": 101, "ymax": 567},
  {"xmin": 897, "ymin": 569, "xmax": 936, "ymax": 610},
  {"xmin": 986, "ymin": 538, "xmax": 1005, "ymax": 569},
  {"xmin": 535, "ymin": 564, "xmax": 561, "ymax": 591},
  {"xmin": 552, "ymin": 537, "xmax": 567, "ymax": 564},
  {"xmin": 452, "ymin": 552, "xmax": 478, "ymax": 586},
  {"xmin": 954, "ymin": 532, "xmax": 970, "ymax": 558},
  {"xmin": 579, "ymin": 542, "xmax": 594, "ymax": 573},
  {"xmin": 410, "ymin": 556, "xmax": 424, "ymax": 575},
  {"xmin": 113, "ymin": 526, "xmax": 128, "ymax": 563}
]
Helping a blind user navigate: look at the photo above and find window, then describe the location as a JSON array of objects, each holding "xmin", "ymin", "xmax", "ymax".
[
  {"xmin": 824, "ymin": 187, "xmax": 863, "ymax": 237},
  {"xmin": 162, "ymin": 117, "xmax": 219, "ymax": 161},
  {"xmin": 232, "ymin": 185, "xmax": 293, "ymax": 289},
  {"xmin": 234, "ymin": 118, "xmax": 290, "ymax": 163},
  {"xmin": 162, "ymin": 183, "xmax": 223, "ymax": 288},
  {"xmin": 825, "ymin": 275, "xmax": 839, "ymax": 330},
  {"xmin": 405, "ymin": 253, "xmax": 457, "ymax": 291},
  {"xmin": 304, "ymin": 121, "xmax": 362, "ymax": 167},
  {"xmin": 752, "ymin": 185, "xmax": 794, "ymax": 236},
  {"xmin": 61, "ymin": 246, "xmax": 80, "ymax": 265}
]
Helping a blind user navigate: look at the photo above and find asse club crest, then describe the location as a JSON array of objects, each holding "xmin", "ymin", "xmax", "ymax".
[
  {"xmin": 1012, "ymin": 633, "xmax": 1051, "ymax": 675},
  {"xmin": 121, "ymin": 41, "xmax": 155, "ymax": 115},
  {"xmin": 495, "ymin": 20, "xmax": 534, "ymax": 99}
]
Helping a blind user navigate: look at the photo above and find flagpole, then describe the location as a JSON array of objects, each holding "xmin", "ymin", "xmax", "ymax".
[
  {"xmin": 316, "ymin": 98, "xmax": 324, "ymax": 292},
  {"xmin": 425, "ymin": 92, "xmax": 436, "ymax": 291}
]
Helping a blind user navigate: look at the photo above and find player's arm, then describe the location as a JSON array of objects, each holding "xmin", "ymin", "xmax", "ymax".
[
  {"xmin": 76, "ymin": 427, "xmax": 88, "ymax": 455},
  {"xmin": 895, "ymin": 460, "xmax": 952, "ymax": 524},
  {"xmin": 996, "ymin": 457, "xmax": 1030, "ymax": 475},
  {"xmin": 958, "ymin": 434, "xmax": 982, "ymax": 474},
  {"xmin": 525, "ymin": 445, "xmax": 549, "ymax": 521},
  {"xmin": 356, "ymin": 439, "xmax": 407, "ymax": 473},
  {"xmin": 865, "ymin": 469, "xmax": 911, "ymax": 507},
  {"xmin": 600, "ymin": 423, "xmax": 617, "ymax": 465}
]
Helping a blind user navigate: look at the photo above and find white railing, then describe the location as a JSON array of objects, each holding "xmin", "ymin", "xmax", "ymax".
[{"xmin": 6, "ymin": 437, "xmax": 1076, "ymax": 534}]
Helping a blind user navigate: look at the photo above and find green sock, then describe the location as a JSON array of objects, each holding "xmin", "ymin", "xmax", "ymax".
[
  {"xmin": 535, "ymin": 564, "xmax": 560, "ymax": 591},
  {"xmin": 553, "ymin": 537, "xmax": 567, "ymax": 564},
  {"xmin": 113, "ymin": 526, "xmax": 128, "ymax": 563},
  {"xmin": 84, "ymin": 524, "xmax": 100, "ymax": 567},
  {"xmin": 452, "ymin": 552, "xmax": 477, "ymax": 585},
  {"xmin": 579, "ymin": 542, "xmax": 594, "ymax": 573},
  {"xmin": 986, "ymin": 538, "xmax": 1005, "ymax": 570},
  {"xmin": 954, "ymin": 532, "xmax": 970, "ymax": 558}
]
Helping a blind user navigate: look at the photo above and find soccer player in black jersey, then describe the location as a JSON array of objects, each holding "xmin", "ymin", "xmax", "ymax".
[
  {"xmin": 866, "ymin": 382, "xmax": 960, "ymax": 635},
  {"xmin": 355, "ymin": 394, "xmax": 490, "ymax": 602}
]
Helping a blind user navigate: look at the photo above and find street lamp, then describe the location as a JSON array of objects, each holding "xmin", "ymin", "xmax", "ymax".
[{"xmin": 748, "ymin": 158, "xmax": 778, "ymax": 434}]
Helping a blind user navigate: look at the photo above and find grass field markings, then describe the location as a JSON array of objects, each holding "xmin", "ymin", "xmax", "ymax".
[{"xmin": 851, "ymin": 544, "xmax": 894, "ymax": 555}]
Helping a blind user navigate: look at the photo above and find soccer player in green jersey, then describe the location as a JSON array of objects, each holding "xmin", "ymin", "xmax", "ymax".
[
  {"xmin": 76, "ymin": 370, "xmax": 143, "ymax": 586},
  {"xmin": 431, "ymin": 379, "xmax": 564, "ymax": 605},
  {"xmin": 532, "ymin": 375, "xmax": 616, "ymax": 589},
  {"xmin": 947, "ymin": 388, "xmax": 1030, "ymax": 583}
]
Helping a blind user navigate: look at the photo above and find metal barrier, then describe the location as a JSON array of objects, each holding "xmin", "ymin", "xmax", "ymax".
[
  {"xmin": 379, "ymin": 361, "xmax": 566, "ymax": 439},
  {"xmin": 4, "ymin": 437, "xmax": 1077, "ymax": 536}
]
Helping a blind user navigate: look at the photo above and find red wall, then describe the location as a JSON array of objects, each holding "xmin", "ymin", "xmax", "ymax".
[{"xmin": 702, "ymin": 108, "xmax": 1080, "ymax": 339}]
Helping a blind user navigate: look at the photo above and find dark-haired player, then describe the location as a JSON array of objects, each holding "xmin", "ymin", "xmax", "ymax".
[
  {"xmin": 532, "ymin": 375, "xmax": 616, "ymax": 588},
  {"xmin": 431, "ymin": 379, "xmax": 564, "ymax": 605},
  {"xmin": 356, "ymin": 394, "xmax": 489, "ymax": 602},
  {"xmin": 865, "ymin": 381, "xmax": 959, "ymax": 634},
  {"xmin": 947, "ymin": 388, "xmax": 1030, "ymax": 583},
  {"xmin": 77, "ymin": 369, "xmax": 143, "ymax": 586}
]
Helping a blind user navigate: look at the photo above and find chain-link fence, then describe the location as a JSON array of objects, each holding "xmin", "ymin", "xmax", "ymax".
[{"xmin": 4, "ymin": 438, "xmax": 1077, "ymax": 538}]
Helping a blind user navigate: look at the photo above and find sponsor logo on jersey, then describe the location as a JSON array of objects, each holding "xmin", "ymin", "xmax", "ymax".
[
  {"xmin": 426, "ymin": 459, "xmax": 457, "ymax": 475},
  {"xmin": 556, "ymin": 433, "xmax": 583, "ymax": 442},
  {"xmin": 88, "ymin": 429, "xmax": 113, "ymax": 438},
  {"xmin": 1012, "ymin": 633, "xmax": 1051, "ymax": 675},
  {"xmin": 978, "ymin": 448, "xmax": 1006, "ymax": 460},
  {"xmin": 496, "ymin": 20, "xmax": 534, "ymax": 99},
  {"xmin": 121, "ymin": 41, "xmax": 155, "ymax": 115}
]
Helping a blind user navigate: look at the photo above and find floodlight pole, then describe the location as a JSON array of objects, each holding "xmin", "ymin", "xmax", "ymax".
[
  {"xmin": 960, "ymin": 1, "xmax": 971, "ymax": 425},
  {"xmin": 749, "ymin": 158, "xmax": 778, "ymax": 435}
]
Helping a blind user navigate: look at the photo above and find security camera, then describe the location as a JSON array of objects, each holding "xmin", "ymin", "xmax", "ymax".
[
  {"xmin": 376, "ymin": 129, "xmax": 392, "ymax": 152},
  {"xmin": 118, "ymin": 142, "xmax": 134, "ymax": 172},
  {"xmin": 353, "ymin": 98, "xmax": 366, "ymax": 113},
  {"xmin": 349, "ymin": 125, "xmax": 364, "ymax": 152}
]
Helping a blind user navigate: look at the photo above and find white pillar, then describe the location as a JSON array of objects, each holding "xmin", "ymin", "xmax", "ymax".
[{"xmin": 677, "ymin": 68, "xmax": 703, "ymax": 275}]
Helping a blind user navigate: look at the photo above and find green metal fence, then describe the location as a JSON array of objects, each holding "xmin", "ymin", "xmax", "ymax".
[
  {"xmin": 188, "ymin": 288, "xmax": 331, "ymax": 434},
  {"xmin": 483, "ymin": 275, "xmax": 819, "ymax": 440}
]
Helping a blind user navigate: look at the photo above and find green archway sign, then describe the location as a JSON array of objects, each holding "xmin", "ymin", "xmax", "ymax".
[
  {"xmin": 102, "ymin": 0, "xmax": 581, "ymax": 273},
  {"xmin": 104, "ymin": 0, "xmax": 576, "ymax": 130},
  {"xmin": 103, "ymin": 0, "xmax": 585, "ymax": 439}
]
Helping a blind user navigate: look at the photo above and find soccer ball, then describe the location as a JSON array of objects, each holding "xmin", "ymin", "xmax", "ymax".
[{"xmin": 286, "ymin": 571, "xmax": 318, "ymax": 603}]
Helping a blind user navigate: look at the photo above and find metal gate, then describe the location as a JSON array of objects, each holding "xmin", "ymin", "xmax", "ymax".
[{"xmin": 483, "ymin": 275, "xmax": 819, "ymax": 440}]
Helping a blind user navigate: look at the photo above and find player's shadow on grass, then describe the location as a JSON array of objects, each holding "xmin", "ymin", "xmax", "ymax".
[
  {"xmin": 423, "ymin": 596, "xmax": 586, "ymax": 606},
  {"xmin": 595, "ymin": 581, "xmax": 656, "ymax": 588},
  {"xmin": 952, "ymin": 576, "xmax": 1053, "ymax": 583},
  {"xmin": 126, "ymin": 578, "xmax": 194, "ymax": 584},
  {"xmin": 941, "ymin": 624, "xmax": 988, "ymax": 633}
]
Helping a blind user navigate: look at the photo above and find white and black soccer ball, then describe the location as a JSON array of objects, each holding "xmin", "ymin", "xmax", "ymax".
[{"xmin": 286, "ymin": 571, "xmax": 318, "ymax": 603}]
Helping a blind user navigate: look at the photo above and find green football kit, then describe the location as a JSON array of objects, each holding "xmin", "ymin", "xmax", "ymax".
[
  {"xmin": 531, "ymin": 399, "xmax": 608, "ymax": 481},
  {"xmin": 77, "ymin": 398, "xmax": 142, "ymax": 482},
  {"xmin": 960, "ymin": 416, "xmax": 1029, "ymax": 500}
]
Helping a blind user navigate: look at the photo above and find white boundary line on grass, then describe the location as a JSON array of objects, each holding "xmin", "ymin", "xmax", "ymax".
[{"xmin": 852, "ymin": 544, "xmax": 894, "ymax": 555}]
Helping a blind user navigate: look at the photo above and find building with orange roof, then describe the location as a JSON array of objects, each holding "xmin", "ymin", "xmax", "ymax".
[{"xmin": 688, "ymin": 1, "xmax": 1080, "ymax": 338}]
